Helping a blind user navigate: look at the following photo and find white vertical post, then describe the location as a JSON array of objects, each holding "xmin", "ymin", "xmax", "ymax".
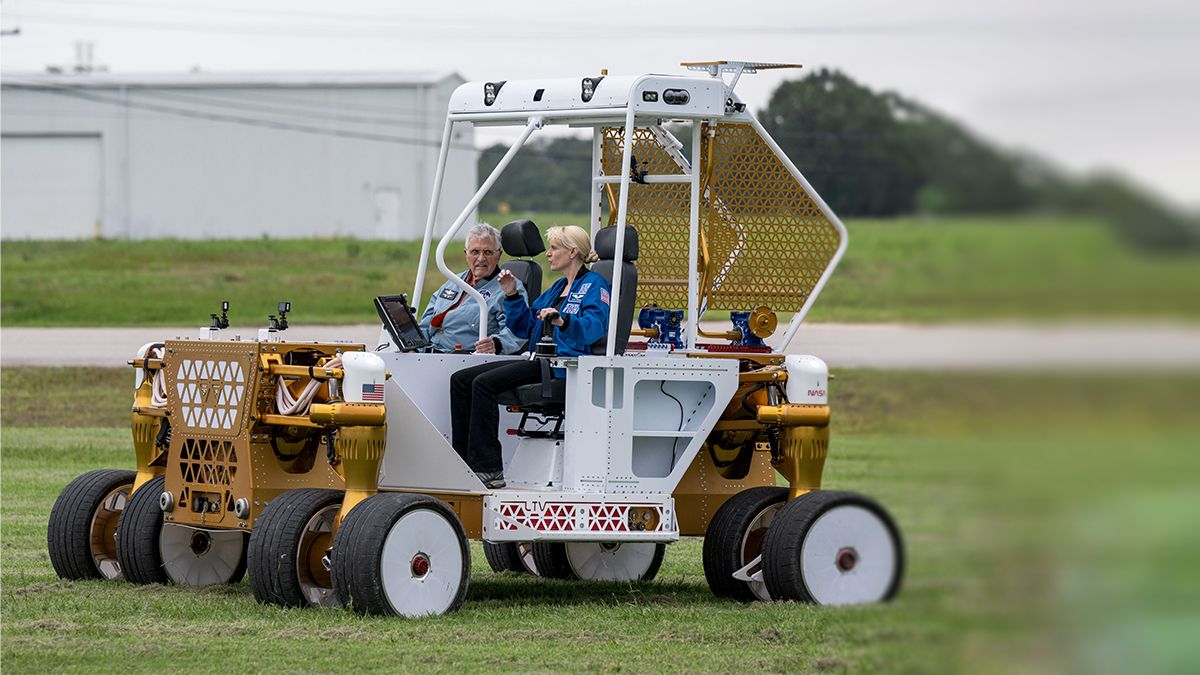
[
  {"xmin": 412, "ymin": 117, "xmax": 455, "ymax": 313},
  {"xmin": 604, "ymin": 103, "xmax": 637, "ymax": 358},
  {"xmin": 687, "ymin": 121, "xmax": 703, "ymax": 351},
  {"xmin": 434, "ymin": 117, "xmax": 543, "ymax": 344},
  {"xmin": 589, "ymin": 127, "xmax": 603, "ymax": 239}
]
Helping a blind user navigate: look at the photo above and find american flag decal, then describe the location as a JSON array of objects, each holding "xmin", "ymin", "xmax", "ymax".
[
  {"xmin": 361, "ymin": 382, "xmax": 385, "ymax": 402},
  {"xmin": 600, "ymin": 288, "xmax": 610, "ymax": 305}
]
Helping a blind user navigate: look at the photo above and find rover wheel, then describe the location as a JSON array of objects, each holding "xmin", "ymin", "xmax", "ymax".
[
  {"xmin": 483, "ymin": 541, "xmax": 538, "ymax": 575},
  {"xmin": 762, "ymin": 491, "xmax": 904, "ymax": 605},
  {"xmin": 331, "ymin": 493, "xmax": 470, "ymax": 617},
  {"xmin": 703, "ymin": 486, "xmax": 788, "ymax": 602},
  {"xmin": 530, "ymin": 542, "xmax": 575, "ymax": 580},
  {"xmin": 161, "ymin": 526, "xmax": 247, "ymax": 586},
  {"xmin": 247, "ymin": 488, "xmax": 342, "ymax": 608},
  {"xmin": 116, "ymin": 475, "xmax": 169, "ymax": 584},
  {"xmin": 564, "ymin": 542, "xmax": 665, "ymax": 582},
  {"xmin": 48, "ymin": 469, "xmax": 136, "ymax": 581}
]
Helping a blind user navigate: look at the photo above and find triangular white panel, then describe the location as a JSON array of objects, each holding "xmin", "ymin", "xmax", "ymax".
[
  {"xmin": 176, "ymin": 382, "xmax": 185, "ymax": 399},
  {"xmin": 223, "ymin": 384, "xmax": 233, "ymax": 405},
  {"xmin": 234, "ymin": 385, "xmax": 244, "ymax": 402},
  {"xmin": 233, "ymin": 362, "xmax": 244, "ymax": 380}
]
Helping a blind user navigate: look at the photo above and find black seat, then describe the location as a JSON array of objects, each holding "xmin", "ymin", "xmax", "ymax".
[
  {"xmin": 498, "ymin": 219, "xmax": 545, "ymax": 299},
  {"xmin": 496, "ymin": 226, "xmax": 639, "ymax": 431}
]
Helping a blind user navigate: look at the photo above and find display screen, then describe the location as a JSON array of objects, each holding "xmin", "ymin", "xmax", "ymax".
[{"xmin": 374, "ymin": 295, "xmax": 431, "ymax": 352}]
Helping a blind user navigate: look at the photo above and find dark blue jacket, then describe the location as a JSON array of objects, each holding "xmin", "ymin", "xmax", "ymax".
[{"xmin": 504, "ymin": 269, "xmax": 611, "ymax": 357}]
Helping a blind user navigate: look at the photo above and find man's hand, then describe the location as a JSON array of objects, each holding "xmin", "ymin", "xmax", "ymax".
[
  {"xmin": 498, "ymin": 269, "xmax": 517, "ymax": 296},
  {"xmin": 537, "ymin": 308, "xmax": 564, "ymax": 327},
  {"xmin": 475, "ymin": 337, "xmax": 496, "ymax": 354}
]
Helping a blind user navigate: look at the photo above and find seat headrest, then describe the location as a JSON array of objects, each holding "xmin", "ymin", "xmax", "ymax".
[
  {"xmin": 594, "ymin": 226, "xmax": 639, "ymax": 262},
  {"xmin": 500, "ymin": 220, "xmax": 545, "ymax": 257}
]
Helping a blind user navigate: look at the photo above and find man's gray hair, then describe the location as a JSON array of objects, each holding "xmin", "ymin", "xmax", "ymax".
[{"xmin": 465, "ymin": 222, "xmax": 501, "ymax": 249}]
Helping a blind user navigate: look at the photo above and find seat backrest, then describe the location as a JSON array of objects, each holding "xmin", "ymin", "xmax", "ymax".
[
  {"xmin": 499, "ymin": 219, "xmax": 545, "ymax": 299},
  {"xmin": 590, "ymin": 225, "xmax": 639, "ymax": 356}
]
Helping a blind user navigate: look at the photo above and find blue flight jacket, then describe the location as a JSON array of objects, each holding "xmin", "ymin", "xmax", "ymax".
[
  {"xmin": 419, "ymin": 271, "xmax": 528, "ymax": 354},
  {"xmin": 504, "ymin": 269, "xmax": 611, "ymax": 358}
]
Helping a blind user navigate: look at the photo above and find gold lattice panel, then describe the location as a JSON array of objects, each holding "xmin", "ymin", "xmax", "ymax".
[
  {"xmin": 163, "ymin": 341, "xmax": 257, "ymax": 437},
  {"xmin": 601, "ymin": 127, "xmax": 692, "ymax": 309},
  {"xmin": 700, "ymin": 123, "xmax": 841, "ymax": 311}
]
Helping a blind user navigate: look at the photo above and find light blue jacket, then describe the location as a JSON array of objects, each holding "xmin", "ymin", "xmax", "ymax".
[{"xmin": 419, "ymin": 271, "xmax": 528, "ymax": 353}]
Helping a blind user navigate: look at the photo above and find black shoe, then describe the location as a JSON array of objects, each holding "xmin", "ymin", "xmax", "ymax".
[{"xmin": 475, "ymin": 470, "xmax": 505, "ymax": 489}]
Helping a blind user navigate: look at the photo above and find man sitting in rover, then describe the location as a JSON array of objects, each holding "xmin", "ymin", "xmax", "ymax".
[
  {"xmin": 419, "ymin": 223, "xmax": 529, "ymax": 354},
  {"xmin": 450, "ymin": 225, "xmax": 611, "ymax": 488}
]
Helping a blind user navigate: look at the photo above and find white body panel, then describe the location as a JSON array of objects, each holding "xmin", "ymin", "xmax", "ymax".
[{"xmin": 448, "ymin": 75, "xmax": 724, "ymax": 120}]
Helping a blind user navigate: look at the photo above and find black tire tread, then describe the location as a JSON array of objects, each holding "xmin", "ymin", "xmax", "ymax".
[
  {"xmin": 116, "ymin": 475, "xmax": 168, "ymax": 584},
  {"xmin": 703, "ymin": 486, "xmax": 789, "ymax": 601},
  {"xmin": 482, "ymin": 541, "xmax": 527, "ymax": 574},
  {"xmin": 530, "ymin": 542, "xmax": 575, "ymax": 580},
  {"xmin": 761, "ymin": 490, "xmax": 905, "ymax": 604},
  {"xmin": 47, "ymin": 468, "xmax": 137, "ymax": 580},
  {"xmin": 331, "ymin": 492, "xmax": 471, "ymax": 616},
  {"xmin": 246, "ymin": 488, "xmax": 342, "ymax": 607},
  {"xmin": 640, "ymin": 543, "xmax": 667, "ymax": 582}
]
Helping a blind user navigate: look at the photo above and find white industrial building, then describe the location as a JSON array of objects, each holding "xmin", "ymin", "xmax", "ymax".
[{"xmin": 0, "ymin": 71, "xmax": 477, "ymax": 240}]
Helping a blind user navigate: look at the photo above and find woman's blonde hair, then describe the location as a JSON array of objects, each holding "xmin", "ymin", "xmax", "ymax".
[{"xmin": 546, "ymin": 225, "xmax": 599, "ymax": 264}]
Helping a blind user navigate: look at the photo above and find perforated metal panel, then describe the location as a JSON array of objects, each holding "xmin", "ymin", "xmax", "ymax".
[
  {"xmin": 600, "ymin": 127, "xmax": 691, "ymax": 309},
  {"xmin": 600, "ymin": 123, "xmax": 842, "ymax": 313}
]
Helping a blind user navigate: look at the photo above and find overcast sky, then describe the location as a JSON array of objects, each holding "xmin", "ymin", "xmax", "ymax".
[{"xmin": 3, "ymin": 0, "xmax": 1197, "ymax": 207}]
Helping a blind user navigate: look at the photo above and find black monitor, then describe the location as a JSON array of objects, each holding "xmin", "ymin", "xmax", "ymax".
[{"xmin": 374, "ymin": 294, "xmax": 431, "ymax": 352}]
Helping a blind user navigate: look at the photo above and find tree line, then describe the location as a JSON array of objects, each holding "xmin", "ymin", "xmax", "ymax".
[{"xmin": 479, "ymin": 69, "xmax": 1199, "ymax": 251}]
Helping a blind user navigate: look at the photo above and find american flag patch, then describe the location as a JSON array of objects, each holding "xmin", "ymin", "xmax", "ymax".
[
  {"xmin": 600, "ymin": 288, "xmax": 610, "ymax": 305},
  {"xmin": 361, "ymin": 382, "xmax": 385, "ymax": 402}
]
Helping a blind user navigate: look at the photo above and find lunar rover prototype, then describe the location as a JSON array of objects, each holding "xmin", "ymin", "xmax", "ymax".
[{"xmin": 48, "ymin": 61, "xmax": 904, "ymax": 616}]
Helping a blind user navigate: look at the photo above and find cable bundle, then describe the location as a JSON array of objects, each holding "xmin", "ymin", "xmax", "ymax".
[{"xmin": 275, "ymin": 358, "xmax": 342, "ymax": 415}]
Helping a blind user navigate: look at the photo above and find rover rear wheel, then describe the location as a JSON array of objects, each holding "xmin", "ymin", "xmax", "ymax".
[
  {"xmin": 160, "ymin": 526, "xmax": 247, "ymax": 586},
  {"xmin": 331, "ymin": 493, "xmax": 470, "ymax": 617},
  {"xmin": 116, "ymin": 475, "xmax": 169, "ymax": 584},
  {"xmin": 703, "ymin": 486, "xmax": 789, "ymax": 602},
  {"xmin": 762, "ymin": 490, "xmax": 904, "ymax": 605},
  {"xmin": 247, "ymin": 488, "xmax": 342, "ymax": 608},
  {"xmin": 564, "ymin": 542, "xmax": 665, "ymax": 582},
  {"xmin": 483, "ymin": 541, "xmax": 538, "ymax": 575},
  {"xmin": 48, "ymin": 469, "xmax": 137, "ymax": 581},
  {"xmin": 530, "ymin": 542, "xmax": 575, "ymax": 579}
]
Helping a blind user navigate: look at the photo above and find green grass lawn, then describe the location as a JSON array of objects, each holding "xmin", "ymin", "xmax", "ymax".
[
  {"xmin": 3, "ymin": 214, "xmax": 1197, "ymax": 326},
  {"xmin": 3, "ymin": 368, "xmax": 1198, "ymax": 672}
]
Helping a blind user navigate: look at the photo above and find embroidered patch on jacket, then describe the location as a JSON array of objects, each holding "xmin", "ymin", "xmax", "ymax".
[
  {"xmin": 600, "ymin": 288, "xmax": 610, "ymax": 305},
  {"xmin": 563, "ymin": 303, "xmax": 581, "ymax": 315},
  {"xmin": 439, "ymin": 287, "xmax": 458, "ymax": 300}
]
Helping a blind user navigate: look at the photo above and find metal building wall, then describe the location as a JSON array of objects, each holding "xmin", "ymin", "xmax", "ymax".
[{"xmin": 0, "ymin": 72, "xmax": 477, "ymax": 240}]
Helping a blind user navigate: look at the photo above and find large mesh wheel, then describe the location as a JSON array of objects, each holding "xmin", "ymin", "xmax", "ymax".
[
  {"xmin": 247, "ymin": 488, "xmax": 343, "ymax": 608},
  {"xmin": 702, "ymin": 486, "xmax": 788, "ymax": 602},
  {"xmin": 47, "ymin": 469, "xmax": 136, "ymax": 581},
  {"xmin": 762, "ymin": 490, "xmax": 904, "ymax": 605}
]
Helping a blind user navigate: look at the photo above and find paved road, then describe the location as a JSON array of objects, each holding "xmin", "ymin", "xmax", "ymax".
[{"xmin": 4, "ymin": 322, "xmax": 1199, "ymax": 370}]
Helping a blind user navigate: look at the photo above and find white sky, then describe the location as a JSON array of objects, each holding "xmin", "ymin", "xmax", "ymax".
[{"xmin": 3, "ymin": 0, "xmax": 1198, "ymax": 207}]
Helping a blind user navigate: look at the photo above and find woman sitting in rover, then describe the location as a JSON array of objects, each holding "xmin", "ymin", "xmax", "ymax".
[{"xmin": 449, "ymin": 225, "xmax": 611, "ymax": 488}]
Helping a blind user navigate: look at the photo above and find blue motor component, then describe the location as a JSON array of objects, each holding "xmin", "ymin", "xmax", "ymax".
[
  {"xmin": 729, "ymin": 311, "xmax": 767, "ymax": 347},
  {"xmin": 637, "ymin": 306, "xmax": 684, "ymax": 349}
]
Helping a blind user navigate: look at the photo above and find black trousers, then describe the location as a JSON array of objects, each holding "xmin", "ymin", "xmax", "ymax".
[{"xmin": 449, "ymin": 359, "xmax": 543, "ymax": 473}]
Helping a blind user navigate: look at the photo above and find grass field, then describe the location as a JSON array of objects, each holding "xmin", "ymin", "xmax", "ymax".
[
  {"xmin": 3, "ymin": 368, "xmax": 1198, "ymax": 672},
  {"xmin": 3, "ymin": 215, "xmax": 1198, "ymax": 326}
]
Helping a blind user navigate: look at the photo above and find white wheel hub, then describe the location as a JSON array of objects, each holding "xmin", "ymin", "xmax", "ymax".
[
  {"xmin": 380, "ymin": 508, "xmax": 465, "ymax": 617},
  {"xmin": 564, "ymin": 542, "xmax": 656, "ymax": 582},
  {"xmin": 160, "ymin": 524, "xmax": 244, "ymax": 586},
  {"xmin": 801, "ymin": 505, "xmax": 898, "ymax": 605}
]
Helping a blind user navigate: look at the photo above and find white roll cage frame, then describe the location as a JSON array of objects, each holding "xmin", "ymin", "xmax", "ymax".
[{"xmin": 412, "ymin": 66, "xmax": 848, "ymax": 355}]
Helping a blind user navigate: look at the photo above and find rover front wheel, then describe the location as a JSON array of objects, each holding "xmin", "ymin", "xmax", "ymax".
[
  {"xmin": 116, "ymin": 475, "xmax": 169, "ymax": 584},
  {"xmin": 564, "ymin": 542, "xmax": 665, "ymax": 582},
  {"xmin": 47, "ymin": 469, "xmax": 137, "ymax": 581},
  {"xmin": 331, "ymin": 493, "xmax": 470, "ymax": 617},
  {"xmin": 762, "ymin": 491, "xmax": 904, "ymax": 605}
]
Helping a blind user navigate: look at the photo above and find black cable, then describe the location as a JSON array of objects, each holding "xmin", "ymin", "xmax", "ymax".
[{"xmin": 659, "ymin": 380, "xmax": 685, "ymax": 466}]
